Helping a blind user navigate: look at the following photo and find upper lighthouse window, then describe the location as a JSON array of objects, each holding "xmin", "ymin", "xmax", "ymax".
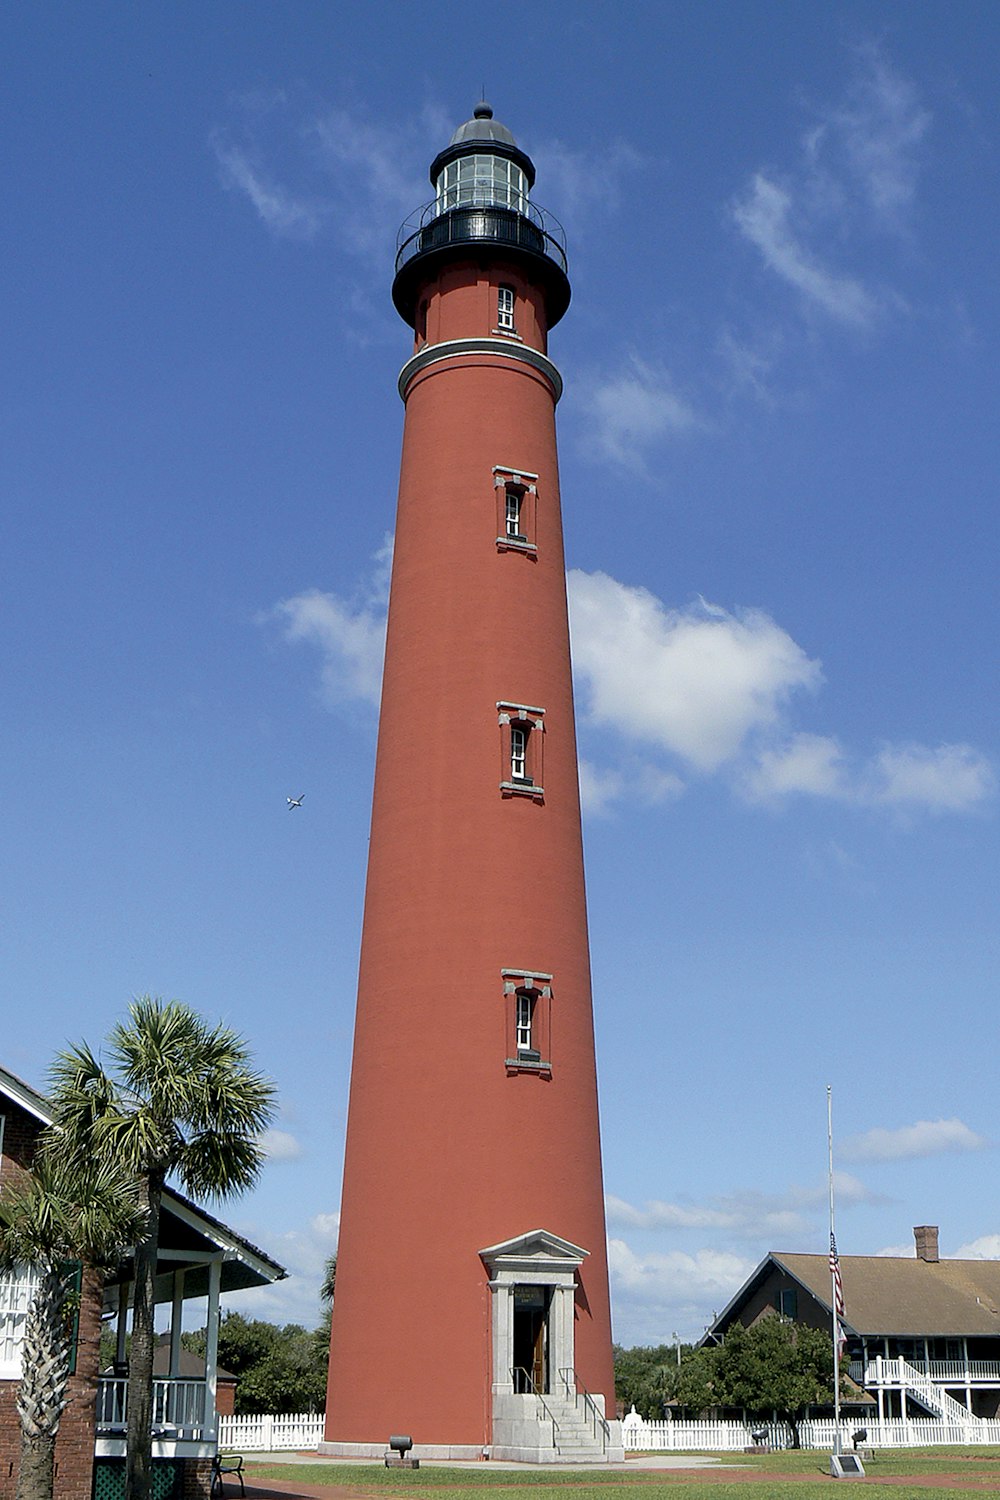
[
  {"xmin": 436, "ymin": 155, "xmax": 528, "ymax": 213},
  {"xmin": 497, "ymin": 285, "xmax": 516, "ymax": 331}
]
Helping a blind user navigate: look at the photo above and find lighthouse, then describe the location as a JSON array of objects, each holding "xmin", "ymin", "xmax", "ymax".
[{"xmin": 323, "ymin": 103, "xmax": 622, "ymax": 1463}]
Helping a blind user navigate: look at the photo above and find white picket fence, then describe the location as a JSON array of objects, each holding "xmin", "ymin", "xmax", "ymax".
[
  {"xmin": 218, "ymin": 1412, "xmax": 325, "ymax": 1450},
  {"xmin": 623, "ymin": 1410, "xmax": 1000, "ymax": 1451}
]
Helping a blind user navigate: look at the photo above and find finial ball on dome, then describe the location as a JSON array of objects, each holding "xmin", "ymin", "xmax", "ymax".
[{"xmin": 474, "ymin": 100, "xmax": 493, "ymax": 119}]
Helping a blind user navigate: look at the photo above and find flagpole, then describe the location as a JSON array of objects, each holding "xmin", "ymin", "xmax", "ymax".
[{"xmin": 828, "ymin": 1085, "xmax": 842, "ymax": 1451}]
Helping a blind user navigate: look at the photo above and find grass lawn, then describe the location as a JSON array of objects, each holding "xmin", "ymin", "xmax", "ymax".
[{"xmin": 241, "ymin": 1446, "xmax": 1000, "ymax": 1499}]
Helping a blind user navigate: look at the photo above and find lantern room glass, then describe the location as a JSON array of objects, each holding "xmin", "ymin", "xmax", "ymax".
[{"xmin": 435, "ymin": 155, "xmax": 529, "ymax": 214}]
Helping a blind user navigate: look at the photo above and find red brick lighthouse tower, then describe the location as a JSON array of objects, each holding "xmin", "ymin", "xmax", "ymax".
[{"xmin": 323, "ymin": 103, "xmax": 621, "ymax": 1463}]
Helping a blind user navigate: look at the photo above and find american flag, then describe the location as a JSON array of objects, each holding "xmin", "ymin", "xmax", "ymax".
[{"xmin": 830, "ymin": 1232, "xmax": 847, "ymax": 1358}]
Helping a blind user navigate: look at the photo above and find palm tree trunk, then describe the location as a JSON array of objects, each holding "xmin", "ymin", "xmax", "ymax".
[
  {"xmin": 15, "ymin": 1433, "xmax": 56, "ymax": 1500},
  {"xmin": 126, "ymin": 1171, "xmax": 163, "ymax": 1500},
  {"xmin": 15, "ymin": 1266, "xmax": 71, "ymax": 1500}
]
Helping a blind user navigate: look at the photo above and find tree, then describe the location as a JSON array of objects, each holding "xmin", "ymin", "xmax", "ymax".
[
  {"xmin": 0, "ymin": 1152, "xmax": 144, "ymax": 1500},
  {"xmin": 711, "ymin": 1316, "xmax": 839, "ymax": 1447},
  {"xmin": 320, "ymin": 1252, "xmax": 336, "ymax": 1306},
  {"xmin": 48, "ymin": 997, "xmax": 276, "ymax": 1500},
  {"xmin": 613, "ymin": 1344, "xmax": 674, "ymax": 1419},
  {"xmin": 184, "ymin": 1313, "xmax": 329, "ymax": 1414}
]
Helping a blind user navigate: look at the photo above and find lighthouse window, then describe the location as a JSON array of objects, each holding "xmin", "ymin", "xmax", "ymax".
[
  {"xmin": 503, "ymin": 971, "xmax": 552, "ymax": 1074},
  {"xmin": 498, "ymin": 703, "xmax": 544, "ymax": 799},
  {"xmin": 504, "ymin": 485, "xmax": 525, "ymax": 539},
  {"xmin": 511, "ymin": 724, "xmax": 530, "ymax": 783},
  {"xmin": 494, "ymin": 468, "xmax": 537, "ymax": 553},
  {"xmin": 497, "ymin": 285, "xmax": 516, "ymax": 331},
  {"xmin": 515, "ymin": 992, "xmax": 535, "ymax": 1053}
]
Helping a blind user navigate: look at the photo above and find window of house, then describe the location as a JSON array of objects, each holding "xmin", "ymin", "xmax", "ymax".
[
  {"xmin": 497, "ymin": 703, "xmax": 544, "ymax": 800},
  {"xmin": 493, "ymin": 466, "xmax": 538, "ymax": 553},
  {"xmin": 502, "ymin": 969, "xmax": 552, "ymax": 1074},
  {"xmin": 0, "ymin": 1267, "xmax": 37, "ymax": 1379},
  {"xmin": 497, "ymin": 284, "xmax": 516, "ymax": 331},
  {"xmin": 777, "ymin": 1288, "xmax": 797, "ymax": 1318}
]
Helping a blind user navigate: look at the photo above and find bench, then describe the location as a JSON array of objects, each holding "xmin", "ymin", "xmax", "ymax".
[{"xmin": 211, "ymin": 1453, "xmax": 245, "ymax": 1497}]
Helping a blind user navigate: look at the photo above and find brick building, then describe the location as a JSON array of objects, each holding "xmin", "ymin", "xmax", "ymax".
[{"xmin": 0, "ymin": 1064, "xmax": 284, "ymax": 1499}]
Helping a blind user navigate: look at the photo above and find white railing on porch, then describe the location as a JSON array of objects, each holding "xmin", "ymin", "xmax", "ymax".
[
  {"xmin": 622, "ymin": 1412, "xmax": 1000, "ymax": 1451},
  {"xmin": 96, "ymin": 1377, "xmax": 215, "ymax": 1436},
  {"xmin": 851, "ymin": 1358, "xmax": 1000, "ymax": 1385},
  {"xmin": 217, "ymin": 1412, "xmax": 325, "ymax": 1450}
]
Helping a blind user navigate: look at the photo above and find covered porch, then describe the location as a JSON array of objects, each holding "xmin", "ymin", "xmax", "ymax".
[{"xmin": 95, "ymin": 1185, "xmax": 285, "ymax": 1468}]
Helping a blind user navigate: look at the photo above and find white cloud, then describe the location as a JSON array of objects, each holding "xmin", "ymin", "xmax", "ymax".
[
  {"xmin": 841, "ymin": 1117, "xmax": 988, "ymax": 1163},
  {"xmin": 828, "ymin": 46, "xmax": 931, "ymax": 224},
  {"xmin": 530, "ymin": 138, "xmax": 642, "ymax": 226},
  {"xmin": 865, "ymin": 743, "xmax": 996, "ymax": 812},
  {"xmin": 212, "ymin": 138, "xmax": 325, "ymax": 240},
  {"xmin": 744, "ymin": 732, "xmax": 848, "ymax": 801},
  {"xmin": 608, "ymin": 1237, "xmax": 754, "ymax": 1344},
  {"xmin": 211, "ymin": 95, "xmax": 432, "ymax": 266},
  {"xmin": 730, "ymin": 46, "xmax": 928, "ymax": 327},
  {"xmin": 269, "ymin": 588, "xmax": 385, "ymax": 708},
  {"xmin": 579, "ymin": 758, "xmax": 683, "ymax": 817},
  {"xmin": 228, "ymin": 1210, "xmax": 339, "ymax": 1327},
  {"xmin": 578, "ymin": 357, "xmax": 698, "ymax": 473},
  {"xmin": 307, "ymin": 108, "xmax": 428, "ymax": 255},
  {"xmin": 568, "ymin": 573, "xmax": 821, "ymax": 772},
  {"xmin": 954, "ymin": 1235, "xmax": 1000, "ymax": 1260},
  {"xmin": 607, "ymin": 1173, "xmax": 877, "ymax": 1244},
  {"xmin": 732, "ymin": 172, "xmax": 879, "ymax": 327},
  {"xmin": 264, "ymin": 535, "xmax": 391, "ymax": 709},
  {"xmin": 259, "ymin": 1128, "xmax": 302, "ymax": 1162},
  {"xmin": 269, "ymin": 556, "xmax": 993, "ymax": 821}
]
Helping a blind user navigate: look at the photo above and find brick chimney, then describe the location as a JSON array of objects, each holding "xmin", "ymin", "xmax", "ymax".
[{"xmin": 914, "ymin": 1225, "xmax": 940, "ymax": 1262}]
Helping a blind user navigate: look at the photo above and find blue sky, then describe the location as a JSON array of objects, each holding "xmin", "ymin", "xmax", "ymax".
[{"xmin": 3, "ymin": 2, "xmax": 998, "ymax": 1348}]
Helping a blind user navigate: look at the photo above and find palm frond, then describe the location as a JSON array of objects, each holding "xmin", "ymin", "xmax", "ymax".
[{"xmin": 179, "ymin": 1131, "xmax": 266, "ymax": 1201}]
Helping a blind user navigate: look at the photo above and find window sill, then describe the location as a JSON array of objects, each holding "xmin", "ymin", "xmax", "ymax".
[
  {"xmin": 496, "ymin": 536, "xmax": 538, "ymax": 555},
  {"xmin": 505, "ymin": 1058, "xmax": 552, "ymax": 1076},
  {"xmin": 501, "ymin": 781, "xmax": 544, "ymax": 802},
  {"xmin": 492, "ymin": 329, "xmax": 524, "ymax": 341}
]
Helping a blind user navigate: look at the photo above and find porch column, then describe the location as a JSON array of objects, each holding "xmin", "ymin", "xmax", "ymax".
[
  {"xmin": 116, "ymin": 1280, "xmax": 130, "ymax": 1366},
  {"xmin": 204, "ymin": 1255, "xmax": 223, "ymax": 1433},
  {"xmin": 169, "ymin": 1268, "xmax": 186, "ymax": 1377}
]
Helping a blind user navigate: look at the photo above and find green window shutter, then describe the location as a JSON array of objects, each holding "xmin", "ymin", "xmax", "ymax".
[{"xmin": 58, "ymin": 1260, "xmax": 83, "ymax": 1376}]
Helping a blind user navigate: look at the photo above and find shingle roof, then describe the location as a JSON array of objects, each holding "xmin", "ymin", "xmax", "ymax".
[{"xmin": 775, "ymin": 1252, "xmax": 1000, "ymax": 1337}]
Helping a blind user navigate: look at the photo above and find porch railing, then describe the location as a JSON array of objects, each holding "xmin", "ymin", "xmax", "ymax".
[
  {"xmin": 96, "ymin": 1377, "xmax": 215, "ymax": 1437},
  {"xmin": 850, "ymin": 1357, "xmax": 1000, "ymax": 1385}
]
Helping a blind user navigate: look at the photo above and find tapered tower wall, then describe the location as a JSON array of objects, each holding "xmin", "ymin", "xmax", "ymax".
[{"xmin": 325, "ymin": 111, "xmax": 616, "ymax": 1455}]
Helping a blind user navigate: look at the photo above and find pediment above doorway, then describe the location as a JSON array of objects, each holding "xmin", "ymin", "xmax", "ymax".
[{"xmin": 479, "ymin": 1228, "xmax": 589, "ymax": 1277}]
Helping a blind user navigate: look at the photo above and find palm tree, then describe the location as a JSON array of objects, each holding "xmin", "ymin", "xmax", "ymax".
[
  {"xmin": 320, "ymin": 1253, "xmax": 336, "ymax": 1306},
  {"xmin": 0, "ymin": 1152, "xmax": 144, "ymax": 1500},
  {"xmin": 48, "ymin": 997, "xmax": 276, "ymax": 1500}
]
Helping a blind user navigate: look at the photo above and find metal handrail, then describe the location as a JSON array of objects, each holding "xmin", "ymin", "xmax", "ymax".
[
  {"xmin": 510, "ymin": 1366, "xmax": 562, "ymax": 1443},
  {"xmin": 558, "ymin": 1366, "xmax": 611, "ymax": 1451},
  {"xmin": 395, "ymin": 200, "xmax": 567, "ymax": 278}
]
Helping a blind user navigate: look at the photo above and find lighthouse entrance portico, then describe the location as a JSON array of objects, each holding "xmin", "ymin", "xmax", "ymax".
[
  {"xmin": 482, "ymin": 1232, "xmax": 622, "ymax": 1462},
  {"xmin": 481, "ymin": 1230, "xmax": 584, "ymax": 1398}
]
